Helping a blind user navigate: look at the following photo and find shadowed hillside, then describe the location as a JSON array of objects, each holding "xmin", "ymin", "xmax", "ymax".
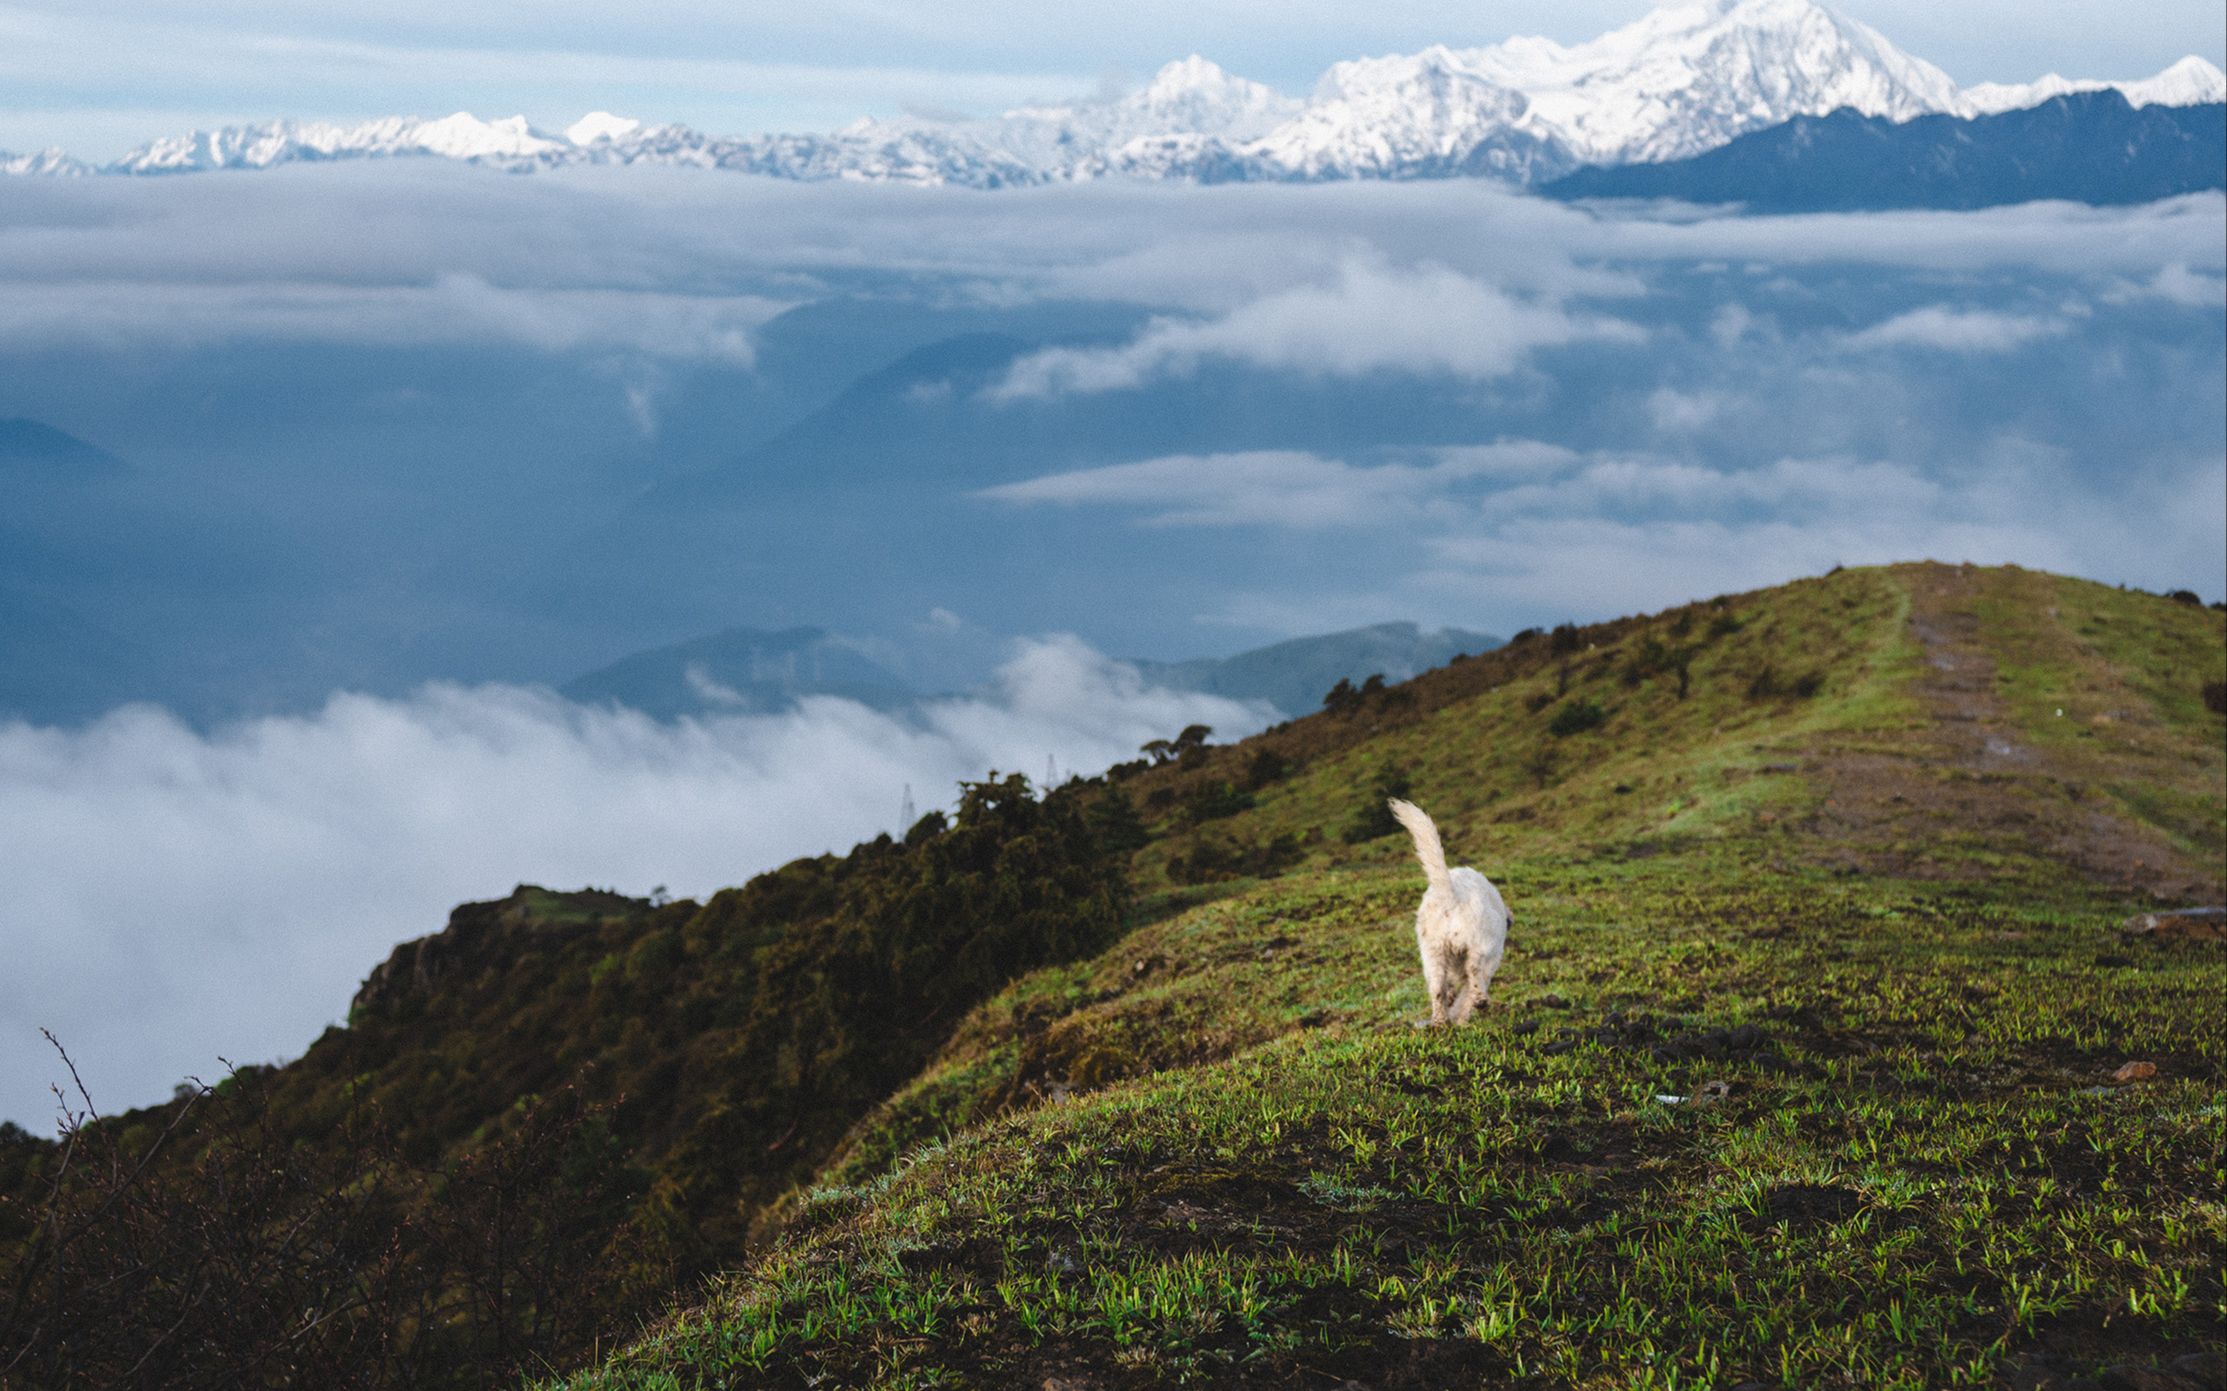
[
  {"xmin": 4, "ymin": 563, "xmax": 2221, "ymax": 1391},
  {"xmin": 1543, "ymin": 93, "xmax": 2227, "ymax": 210}
]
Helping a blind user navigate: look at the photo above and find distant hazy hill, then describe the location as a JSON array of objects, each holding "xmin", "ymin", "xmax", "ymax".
[
  {"xmin": 0, "ymin": 422, "xmax": 143, "ymax": 721},
  {"xmin": 1131, "ymin": 620, "xmax": 1502, "ymax": 716},
  {"xmin": 560, "ymin": 626, "xmax": 918, "ymax": 718},
  {"xmin": 1543, "ymin": 91, "xmax": 2227, "ymax": 210},
  {"xmin": 0, "ymin": 417, "xmax": 127, "ymax": 480},
  {"xmin": 561, "ymin": 620, "xmax": 1503, "ymax": 721}
]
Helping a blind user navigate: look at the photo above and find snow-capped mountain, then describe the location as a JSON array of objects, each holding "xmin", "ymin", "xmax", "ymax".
[
  {"xmin": 10, "ymin": 0, "xmax": 2223, "ymax": 187},
  {"xmin": 0, "ymin": 147, "xmax": 89, "ymax": 176},
  {"xmin": 1269, "ymin": 0, "xmax": 1963, "ymax": 177},
  {"xmin": 1545, "ymin": 88, "xmax": 2227, "ymax": 209},
  {"xmin": 1962, "ymin": 55, "xmax": 2227, "ymax": 116},
  {"xmin": 106, "ymin": 112, "xmax": 571, "ymax": 174}
]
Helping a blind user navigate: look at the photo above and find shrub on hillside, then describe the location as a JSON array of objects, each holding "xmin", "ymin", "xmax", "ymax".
[
  {"xmin": 1548, "ymin": 698, "xmax": 1606, "ymax": 737},
  {"xmin": 1087, "ymin": 787, "xmax": 1152, "ymax": 854},
  {"xmin": 0, "ymin": 1057, "xmax": 641, "ymax": 1391},
  {"xmin": 1340, "ymin": 762, "xmax": 1415, "ymax": 842},
  {"xmin": 1621, "ymin": 636, "xmax": 1694, "ymax": 695},
  {"xmin": 1166, "ymin": 832, "xmax": 1305, "ymax": 885},
  {"xmin": 1525, "ymin": 745, "xmax": 1559, "ymax": 790},
  {"xmin": 1184, "ymin": 780, "xmax": 1255, "ymax": 824},
  {"xmin": 1243, "ymin": 747, "xmax": 1294, "ymax": 790},
  {"xmin": 1746, "ymin": 665, "xmax": 1823, "ymax": 701},
  {"xmin": 2203, "ymin": 679, "xmax": 2227, "ymax": 716}
]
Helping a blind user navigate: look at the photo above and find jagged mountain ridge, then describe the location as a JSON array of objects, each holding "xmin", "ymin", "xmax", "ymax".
[
  {"xmin": 7, "ymin": 0, "xmax": 2221, "ymax": 186},
  {"xmin": 1543, "ymin": 90, "xmax": 2227, "ymax": 210}
]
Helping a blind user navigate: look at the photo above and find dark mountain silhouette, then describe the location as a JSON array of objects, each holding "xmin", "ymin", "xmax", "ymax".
[{"xmin": 1543, "ymin": 91, "xmax": 2227, "ymax": 210}]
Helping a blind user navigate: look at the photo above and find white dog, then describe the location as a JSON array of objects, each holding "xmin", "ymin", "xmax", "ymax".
[{"xmin": 1389, "ymin": 799, "xmax": 1510, "ymax": 1027}]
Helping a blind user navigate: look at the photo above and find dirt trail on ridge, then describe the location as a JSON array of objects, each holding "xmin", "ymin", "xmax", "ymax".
[{"xmin": 1798, "ymin": 563, "xmax": 2219, "ymax": 903}]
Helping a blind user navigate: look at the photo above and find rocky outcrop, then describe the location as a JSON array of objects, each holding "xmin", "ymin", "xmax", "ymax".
[
  {"xmin": 2120, "ymin": 906, "xmax": 2227, "ymax": 943},
  {"xmin": 350, "ymin": 885, "xmax": 646, "ymax": 1019}
]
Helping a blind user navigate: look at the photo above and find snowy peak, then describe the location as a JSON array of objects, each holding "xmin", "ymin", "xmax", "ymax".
[
  {"xmin": 409, "ymin": 112, "xmax": 565, "ymax": 160},
  {"xmin": 1961, "ymin": 56, "xmax": 2227, "ymax": 116},
  {"xmin": 1255, "ymin": 47, "xmax": 1542, "ymax": 179},
  {"xmin": 107, "ymin": 111, "xmax": 568, "ymax": 173},
  {"xmin": 1961, "ymin": 73, "xmax": 2086, "ymax": 115},
  {"xmin": 1460, "ymin": 0, "xmax": 1965, "ymax": 164},
  {"xmin": 2130, "ymin": 55, "xmax": 2227, "ymax": 107},
  {"xmin": 565, "ymin": 111, "xmax": 643, "ymax": 146},
  {"xmin": 1119, "ymin": 55, "xmax": 1300, "ymax": 139},
  {"xmin": 1247, "ymin": 0, "xmax": 1965, "ymax": 177},
  {"xmin": 13, "ymin": 5, "xmax": 2221, "ymax": 189},
  {"xmin": 0, "ymin": 147, "xmax": 88, "ymax": 176},
  {"xmin": 2137, "ymin": 54, "xmax": 2227, "ymax": 107}
]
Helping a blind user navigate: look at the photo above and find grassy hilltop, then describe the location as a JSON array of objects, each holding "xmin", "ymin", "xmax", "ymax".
[
  {"xmin": 557, "ymin": 562, "xmax": 2225, "ymax": 1391},
  {"xmin": 4, "ymin": 562, "xmax": 2222, "ymax": 1391}
]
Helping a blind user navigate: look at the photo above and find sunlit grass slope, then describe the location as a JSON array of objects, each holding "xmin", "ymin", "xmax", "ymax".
[{"xmin": 556, "ymin": 564, "xmax": 2226, "ymax": 1391}]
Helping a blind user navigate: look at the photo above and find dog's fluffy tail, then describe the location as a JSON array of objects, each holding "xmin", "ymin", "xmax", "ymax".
[{"xmin": 1388, "ymin": 798, "xmax": 1450, "ymax": 893}]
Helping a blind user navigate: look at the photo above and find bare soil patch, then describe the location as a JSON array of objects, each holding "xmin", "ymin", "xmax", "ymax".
[{"xmin": 1799, "ymin": 564, "xmax": 2220, "ymax": 901}]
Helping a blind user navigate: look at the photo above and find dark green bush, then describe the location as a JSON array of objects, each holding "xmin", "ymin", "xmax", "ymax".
[
  {"xmin": 1184, "ymin": 780, "xmax": 1255, "ymax": 824},
  {"xmin": 1340, "ymin": 762, "xmax": 1415, "ymax": 842},
  {"xmin": 1243, "ymin": 747, "xmax": 1293, "ymax": 790},
  {"xmin": 1166, "ymin": 833, "xmax": 1305, "ymax": 885},
  {"xmin": 1548, "ymin": 699, "xmax": 1606, "ymax": 737}
]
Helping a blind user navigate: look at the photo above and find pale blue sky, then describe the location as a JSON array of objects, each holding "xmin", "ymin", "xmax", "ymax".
[{"xmin": 2, "ymin": 0, "xmax": 2222, "ymax": 159}]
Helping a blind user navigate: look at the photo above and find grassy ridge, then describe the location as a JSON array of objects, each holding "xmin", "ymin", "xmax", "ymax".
[
  {"xmin": 556, "ymin": 564, "xmax": 2226, "ymax": 1389},
  {"xmin": 560, "ymin": 868, "xmax": 2223, "ymax": 1389},
  {"xmin": 9, "ymin": 563, "xmax": 2212, "ymax": 1389}
]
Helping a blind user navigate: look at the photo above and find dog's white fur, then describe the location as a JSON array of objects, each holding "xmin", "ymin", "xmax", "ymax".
[{"xmin": 1389, "ymin": 799, "xmax": 1510, "ymax": 1026}]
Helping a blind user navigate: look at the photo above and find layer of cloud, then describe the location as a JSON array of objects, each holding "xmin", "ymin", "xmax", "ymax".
[
  {"xmin": 979, "ymin": 441, "xmax": 1576, "ymax": 526},
  {"xmin": 3, "ymin": 171, "xmax": 2219, "ymax": 368},
  {"xmin": 987, "ymin": 440, "xmax": 2227, "ymax": 629},
  {"xmin": 0, "ymin": 638, "xmax": 1269, "ymax": 1129},
  {"xmin": 985, "ymin": 446, "xmax": 1950, "ymax": 530},
  {"xmin": 1842, "ymin": 304, "xmax": 2071, "ymax": 353},
  {"xmin": 987, "ymin": 257, "xmax": 1644, "ymax": 400},
  {"xmin": 0, "ymin": 273, "xmax": 782, "ymax": 360}
]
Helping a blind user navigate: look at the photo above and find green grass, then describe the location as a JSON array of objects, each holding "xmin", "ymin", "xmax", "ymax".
[
  {"xmin": 1973, "ymin": 568, "xmax": 2227, "ymax": 862},
  {"xmin": 559, "ymin": 866, "xmax": 2223, "ymax": 1391},
  {"xmin": 1131, "ymin": 567, "xmax": 1920, "ymax": 895},
  {"xmin": 545, "ymin": 566, "xmax": 2226, "ymax": 1390}
]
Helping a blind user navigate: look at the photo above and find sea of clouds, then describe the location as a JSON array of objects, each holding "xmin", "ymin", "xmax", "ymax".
[
  {"xmin": 0, "ymin": 638, "xmax": 1268, "ymax": 1128},
  {"xmin": 1, "ymin": 165, "xmax": 2220, "ymax": 1126}
]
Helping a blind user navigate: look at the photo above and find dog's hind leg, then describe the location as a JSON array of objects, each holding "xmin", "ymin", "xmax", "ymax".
[
  {"xmin": 1419, "ymin": 936, "xmax": 1452, "ymax": 1027},
  {"xmin": 1461, "ymin": 947, "xmax": 1502, "ymax": 1021},
  {"xmin": 1438, "ymin": 945, "xmax": 1474, "ymax": 1025}
]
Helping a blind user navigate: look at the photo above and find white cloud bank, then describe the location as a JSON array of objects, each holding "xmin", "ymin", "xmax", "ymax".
[
  {"xmin": 979, "ymin": 441, "xmax": 1576, "ymax": 527},
  {"xmin": 0, "ymin": 637, "xmax": 1269, "ymax": 1130},
  {"xmin": 1842, "ymin": 304, "xmax": 2071, "ymax": 353},
  {"xmin": 984, "ymin": 441, "xmax": 2227, "ymax": 624},
  {"xmin": 987, "ymin": 257, "xmax": 1644, "ymax": 399}
]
